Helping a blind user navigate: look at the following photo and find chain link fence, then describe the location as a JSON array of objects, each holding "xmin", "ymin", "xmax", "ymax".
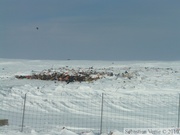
[{"xmin": 0, "ymin": 93, "xmax": 179, "ymax": 134}]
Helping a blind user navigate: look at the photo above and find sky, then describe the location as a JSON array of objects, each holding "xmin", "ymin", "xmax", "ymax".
[{"xmin": 0, "ymin": 0, "xmax": 180, "ymax": 61}]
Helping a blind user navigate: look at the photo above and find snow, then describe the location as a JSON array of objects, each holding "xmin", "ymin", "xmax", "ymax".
[{"xmin": 0, "ymin": 58, "xmax": 180, "ymax": 135}]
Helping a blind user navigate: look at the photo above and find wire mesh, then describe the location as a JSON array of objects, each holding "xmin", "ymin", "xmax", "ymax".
[
  {"xmin": 22, "ymin": 94, "xmax": 102, "ymax": 133},
  {"xmin": 102, "ymin": 93, "xmax": 178, "ymax": 133},
  {"xmin": 0, "ymin": 93, "xmax": 179, "ymax": 134}
]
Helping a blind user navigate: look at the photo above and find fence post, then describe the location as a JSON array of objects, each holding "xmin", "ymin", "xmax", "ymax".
[
  {"xmin": 100, "ymin": 93, "xmax": 104, "ymax": 134},
  {"xmin": 21, "ymin": 93, "xmax": 27, "ymax": 132},
  {"xmin": 178, "ymin": 94, "xmax": 180, "ymax": 128}
]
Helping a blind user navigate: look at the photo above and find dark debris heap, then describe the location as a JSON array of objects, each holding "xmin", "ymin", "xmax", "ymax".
[{"xmin": 15, "ymin": 67, "xmax": 114, "ymax": 84}]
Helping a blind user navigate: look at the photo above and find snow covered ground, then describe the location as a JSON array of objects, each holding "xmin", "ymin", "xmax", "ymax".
[{"xmin": 0, "ymin": 59, "xmax": 180, "ymax": 135}]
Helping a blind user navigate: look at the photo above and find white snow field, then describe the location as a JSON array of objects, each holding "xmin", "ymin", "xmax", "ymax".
[{"xmin": 0, "ymin": 58, "xmax": 180, "ymax": 135}]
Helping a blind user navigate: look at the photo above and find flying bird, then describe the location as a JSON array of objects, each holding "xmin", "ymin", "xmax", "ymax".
[{"xmin": 36, "ymin": 27, "xmax": 39, "ymax": 30}]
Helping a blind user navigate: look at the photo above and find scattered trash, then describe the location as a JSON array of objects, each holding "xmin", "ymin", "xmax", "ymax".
[{"xmin": 15, "ymin": 67, "xmax": 113, "ymax": 83}]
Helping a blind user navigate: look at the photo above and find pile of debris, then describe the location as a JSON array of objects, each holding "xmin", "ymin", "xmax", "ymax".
[{"xmin": 15, "ymin": 67, "xmax": 114, "ymax": 84}]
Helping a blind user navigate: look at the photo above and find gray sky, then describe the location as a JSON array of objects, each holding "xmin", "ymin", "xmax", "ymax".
[{"xmin": 1, "ymin": 0, "xmax": 180, "ymax": 61}]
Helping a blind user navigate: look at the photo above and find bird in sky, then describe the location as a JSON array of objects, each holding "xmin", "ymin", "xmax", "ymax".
[{"xmin": 36, "ymin": 27, "xmax": 39, "ymax": 30}]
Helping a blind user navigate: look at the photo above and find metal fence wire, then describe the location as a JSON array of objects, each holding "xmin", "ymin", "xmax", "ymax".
[{"xmin": 0, "ymin": 93, "xmax": 179, "ymax": 134}]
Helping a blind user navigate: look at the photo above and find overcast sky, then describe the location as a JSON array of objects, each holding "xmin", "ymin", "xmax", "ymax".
[{"xmin": 1, "ymin": 0, "xmax": 180, "ymax": 61}]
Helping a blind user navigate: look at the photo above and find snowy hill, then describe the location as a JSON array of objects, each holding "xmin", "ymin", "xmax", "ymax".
[{"xmin": 0, "ymin": 59, "xmax": 180, "ymax": 135}]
